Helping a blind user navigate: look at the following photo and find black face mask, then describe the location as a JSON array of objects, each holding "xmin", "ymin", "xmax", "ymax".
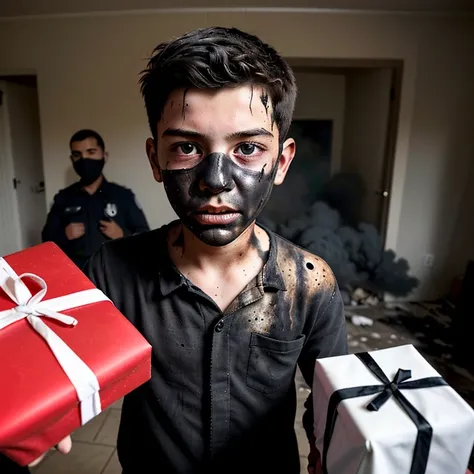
[
  {"xmin": 162, "ymin": 153, "xmax": 278, "ymax": 247},
  {"xmin": 73, "ymin": 158, "xmax": 105, "ymax": 186}
]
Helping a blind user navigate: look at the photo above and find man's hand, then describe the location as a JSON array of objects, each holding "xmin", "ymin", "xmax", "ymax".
[
  {"xmin": 100, "ymin": 220, "xmax": 124, "ymax": 240},
  {"xmin": 65, "ymin": 223, "xmax": 85, "ymax": 240},
  {"xmin": 28, "ymin": 435, "xmax": 72, "ymax": 468}
]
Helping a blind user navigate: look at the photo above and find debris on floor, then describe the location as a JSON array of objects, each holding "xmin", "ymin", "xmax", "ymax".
[{"xmin": 350, "ymin": 315, "xmax": 374, "ymax": 327}]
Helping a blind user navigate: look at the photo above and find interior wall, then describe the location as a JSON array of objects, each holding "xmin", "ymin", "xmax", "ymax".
[
  {"xmin": 0, "ymin": 11, "xmax": 473, "ymax": 299},
  {"xmin": 5, "ymin": 81, "xmax": 46, "ymax": 248},
  {"xmin": 396, "ymin": 16, "xmax": 474, "ymax": 299},
  {"xmin": 292, "ymin": 71, "xmax": 346, "ymax": 174},
  {"xmin": 341, "ymin": 68, "xmax": 392, "ymax": 228}
]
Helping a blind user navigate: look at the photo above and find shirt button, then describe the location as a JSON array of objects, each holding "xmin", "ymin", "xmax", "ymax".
[{"xmin": 215, "ymin": 321, "xmax": 224, "ymax": 332}]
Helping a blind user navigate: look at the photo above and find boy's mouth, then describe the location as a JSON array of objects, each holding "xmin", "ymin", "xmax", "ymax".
[{"xmin": 192, "ymin": 206, "xmax": 240, "ymax": 225}]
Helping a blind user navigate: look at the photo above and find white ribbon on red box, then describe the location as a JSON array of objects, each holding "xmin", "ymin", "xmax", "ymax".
[{"xmin": 0, "ymin": 257, "xmax": 110, "ymax": 425}]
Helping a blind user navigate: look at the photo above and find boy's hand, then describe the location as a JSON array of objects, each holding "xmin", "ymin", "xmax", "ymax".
[
  {"xmin": 28, "ymin": 435, "xmax": 72, "ymax": 467},
  {"xmin": 99, "ymin": 220, "xmax": 124, "ymax": 240}
]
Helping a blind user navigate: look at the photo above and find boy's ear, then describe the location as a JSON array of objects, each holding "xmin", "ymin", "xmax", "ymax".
[
  {"xmin": 274, "ymin": 138, "xmax": 296, "ymax": 186},
  {"xmin": 146, "ymin": 138, "xmax": 163, "ymax": 183}
]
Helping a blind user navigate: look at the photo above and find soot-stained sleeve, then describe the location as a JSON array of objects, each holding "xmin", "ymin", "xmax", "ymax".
[{"xmin": 298, "ymin": 279, "xmax": 348, "ymax": 448}]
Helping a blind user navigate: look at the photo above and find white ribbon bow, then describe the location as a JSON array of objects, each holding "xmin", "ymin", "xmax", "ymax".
[{"xmin": 0, "ymin": 257, "xmax": 111, "ymax": 426}]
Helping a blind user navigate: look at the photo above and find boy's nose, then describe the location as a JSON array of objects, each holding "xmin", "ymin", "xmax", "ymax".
[{"xmin": 198, "ymin": 153, "xmax": 235, "ymax": 195}]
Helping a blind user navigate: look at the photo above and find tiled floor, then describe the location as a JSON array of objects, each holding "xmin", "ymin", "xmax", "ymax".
[{"xmin": 28, "ymin": 300, "xmax": 474, "ymax": 473}]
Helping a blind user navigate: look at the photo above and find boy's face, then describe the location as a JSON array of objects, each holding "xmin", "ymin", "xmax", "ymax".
[{"xmin": 146, "ymin": 85, "xmax": 295, "ymax": 246}]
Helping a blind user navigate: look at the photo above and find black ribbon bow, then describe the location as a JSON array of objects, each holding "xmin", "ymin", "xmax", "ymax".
[{"xmin": 322, "ymin": 351, "xmax": 448, "ymax": 474}]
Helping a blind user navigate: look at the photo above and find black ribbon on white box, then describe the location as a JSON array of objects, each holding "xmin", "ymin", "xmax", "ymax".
[{"xmin": 322, "ymin": 352, "xmax": 448, "ymax": 474}]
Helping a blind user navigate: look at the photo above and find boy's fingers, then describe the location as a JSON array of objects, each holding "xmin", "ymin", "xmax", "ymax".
[
  {"xmin": 56, "ymin": 435, "xmax": 72, "ymax": 454},
  {"xmin": 27, "ymin": 435, "xmax": 72, "ymax": 467},
  {"xmin": 28, "ymin": 453, "xmax": 47, "ymax": 467}
]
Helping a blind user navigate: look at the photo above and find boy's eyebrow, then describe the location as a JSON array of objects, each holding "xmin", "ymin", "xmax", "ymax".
[
  {"xmin": 162, "ymin": 128, "xmax": 202, "ymax": 139},
  {"xmin": 226, "ymin": 128, "xmax": 274, "ymax": 140},
  {"xmin": 161, "ymin": 128, "xmax": 274, "ymax": 140}
]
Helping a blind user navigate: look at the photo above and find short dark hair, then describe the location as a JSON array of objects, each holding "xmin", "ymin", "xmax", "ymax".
[
  {"xmin": 69, "ymin": 129, "xmax": 105, "ymax": 151},
  {"xmin": 139, "ymin": 27, "xmax": 297, "ymax": 144}
]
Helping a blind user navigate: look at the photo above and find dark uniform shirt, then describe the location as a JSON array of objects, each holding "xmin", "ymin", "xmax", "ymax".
[
  {"xmin": 42, "ymin": 178, "xmax": 150, "ymax": 269},
  {"xmin": 84, "ymin": 222, "xmax": 348, "ymax": 474}
]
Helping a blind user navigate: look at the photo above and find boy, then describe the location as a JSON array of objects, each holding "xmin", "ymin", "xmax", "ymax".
[{"xmin": 32, "ymin": 27, "xmax": 347, "ymax": 473}]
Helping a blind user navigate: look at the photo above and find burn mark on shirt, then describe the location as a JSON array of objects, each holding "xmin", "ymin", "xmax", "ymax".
[
  {"xmin": 244, "ymin": 300, "xmax": 275, "ymax": 334},
  {"xmin": 250, "ymin": 230, "xmax": 269, "ymax": 263},
  {"xmin": 234, "ymin": 233, "xmax": 335, "ymax": 335},
  {"xmin": 275, "ymin": 237, "xmax": 335, "ymax": 329}
]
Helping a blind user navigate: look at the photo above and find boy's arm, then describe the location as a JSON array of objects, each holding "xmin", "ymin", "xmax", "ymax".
[{"xmin": 297, "ymin": 282, "xmax": 348, "ymax": 472}]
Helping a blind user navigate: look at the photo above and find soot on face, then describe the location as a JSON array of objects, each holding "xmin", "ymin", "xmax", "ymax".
[{"xmin": 162, "ymin": 152, "xmax": 277, "ymax": 246}]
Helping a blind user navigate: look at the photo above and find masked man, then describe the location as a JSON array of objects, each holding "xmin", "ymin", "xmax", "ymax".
[{"xmin": 42, "ymin": 129, "xmax": 150, "ymax": 268}]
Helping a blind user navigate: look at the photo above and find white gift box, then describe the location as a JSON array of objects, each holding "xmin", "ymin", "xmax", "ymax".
[{"xmin": 313, "ymin": 344, "xmax": 474, "ymax": 474}]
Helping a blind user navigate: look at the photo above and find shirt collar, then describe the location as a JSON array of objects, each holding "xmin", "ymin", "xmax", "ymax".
[{"xmin": 157, "ymin": 223, "xmax": 287, "ymax": 297}]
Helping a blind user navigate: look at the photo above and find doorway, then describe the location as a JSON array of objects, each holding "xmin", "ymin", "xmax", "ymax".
[{"xmin": 0, "ymin": 75, "xmax": 46, "ymax": 256}]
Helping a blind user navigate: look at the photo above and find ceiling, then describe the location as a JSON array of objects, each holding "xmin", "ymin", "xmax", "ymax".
[{"xmin": 0, "ymin": 0, "xmax": 472, "ymax": 18}]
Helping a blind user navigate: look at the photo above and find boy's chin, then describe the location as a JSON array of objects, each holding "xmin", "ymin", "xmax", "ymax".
[
  {"xmin": 193, "ymin": 226, "xmax": 243, "ymax": 247},
  {"xmin": 186, "ymin": 220, "xmax": 254, "ymax": 247}
]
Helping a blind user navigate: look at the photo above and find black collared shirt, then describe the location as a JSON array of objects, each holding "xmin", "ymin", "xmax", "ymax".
[
  {"xmin": 84, "ymin": 222, "xmax": 348, "ymax": 474},
  {"xmin": 42, "ymin": 178, "xmax": 149, "ymax": 269}
]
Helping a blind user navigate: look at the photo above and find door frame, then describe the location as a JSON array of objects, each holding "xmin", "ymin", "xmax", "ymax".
[
  {"xmin": 0, "ymin": 80, "xmax": 22, "ymax": 254},
  {"xmin": 285, "ymin": 57, "xmax": 404, "ymax": 248},
  {"xmin": 378, "ymin": 64, "xmax": 403, "ymax": 246}
]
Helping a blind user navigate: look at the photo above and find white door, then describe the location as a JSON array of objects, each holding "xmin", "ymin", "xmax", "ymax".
[
  {"xmin": 0, "ymin": 78, "xmax": 47, "ymax": 255},
  {"xmin": 7, "ymin": 80, "xmax": 47, "ymax": 248},
  {"xmin": 0, "ymin": 82, "xmax": 22, "ymax": 256}
]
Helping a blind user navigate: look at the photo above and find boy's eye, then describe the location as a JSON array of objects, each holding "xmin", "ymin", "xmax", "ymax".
[
  {"xmin": 238, "ymin": 143, "xmax": 257, "ymax": 155},
  {"xmin": 179, "ymin": 143, "xmax": 198, "ymax": 155}
]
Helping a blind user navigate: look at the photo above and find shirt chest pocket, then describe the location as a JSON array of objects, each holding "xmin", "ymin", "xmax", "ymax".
[{"xmin": 246, "ymin": 333, "xmax": 306, "ymax": 394}]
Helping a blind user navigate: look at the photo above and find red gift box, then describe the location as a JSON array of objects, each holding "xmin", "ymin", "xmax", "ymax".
[{"xmin": 0, "ymin": 242, "xmax": 152, "ymax": 466}]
